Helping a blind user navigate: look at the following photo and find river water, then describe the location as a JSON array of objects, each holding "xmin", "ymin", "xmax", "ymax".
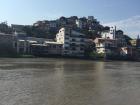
[{"xmin": 0, "ymin": 58, "xmax": 140, "ymax": 105}]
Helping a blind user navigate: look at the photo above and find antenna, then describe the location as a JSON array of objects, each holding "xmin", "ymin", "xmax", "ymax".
[{"xmin": 113, "ymin": 26, "xmax": 116, "ymax": 39}]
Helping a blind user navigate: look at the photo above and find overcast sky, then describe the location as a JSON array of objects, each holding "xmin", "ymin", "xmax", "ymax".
[{"xmin": 0, "ymin": 0, "xmax": 140, "ymax": 38}]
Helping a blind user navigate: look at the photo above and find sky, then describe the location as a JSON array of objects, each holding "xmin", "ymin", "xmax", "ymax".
[{"xmin": 0, "ymin": 0, "xmax": 140, "ymax": 38}]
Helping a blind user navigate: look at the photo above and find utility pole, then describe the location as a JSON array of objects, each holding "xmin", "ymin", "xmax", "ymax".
[
  {"xmin": 104, "ymin": 33, "xmax": 107, "ymax": 60},
  {"xmin": 113, "ymin": 26, "xmax": 116, "ymax": 39}
]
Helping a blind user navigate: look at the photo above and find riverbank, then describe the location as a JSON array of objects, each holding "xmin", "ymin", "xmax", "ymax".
[
  {"xmin": 0, "ymin": 54, "xmax": 35, "ymax": 58},
  {"xmin": 0, "ymin": 54, "xmax": 139, "ymax": 62}
]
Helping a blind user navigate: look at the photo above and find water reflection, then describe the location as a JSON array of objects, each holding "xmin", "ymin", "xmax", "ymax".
[{"xmin": 0, "ymin": 58, "xmax": 140, "ymax": 105}]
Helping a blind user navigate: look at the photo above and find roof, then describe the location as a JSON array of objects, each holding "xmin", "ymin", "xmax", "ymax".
[
  {"xmin": 97, "ymin": 38, "xmax": 117, "ymax": 41},
  {"xmin": 0, "ymin": 33, "xmax": 13, "ymax": 36},
  {"xmin": 94, "ymin": 38, "xmax": 117, "ymax": 43},
  {"xmin": 31, "ymin": 44, "xmax": 47, "ymax": 47},
  {"xmin": 27, "ymin": 40, "xmax": 38, "ymax": 43},
  {"xmin": 44, "ymin": 41, "xmax": 63, "ymax": 45},
  {"xmin": 18, "ymin": 40, "xmax": 26, "ymax": 42}
]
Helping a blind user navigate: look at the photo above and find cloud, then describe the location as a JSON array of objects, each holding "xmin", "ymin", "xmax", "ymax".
[{"xmin": 104, "ymin": 16, "xmax": 140, "ymax": 38}]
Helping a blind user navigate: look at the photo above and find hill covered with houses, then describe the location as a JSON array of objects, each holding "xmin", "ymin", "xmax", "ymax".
[{"xmin": 0, "ymin": 16, "xmax": 140, "ymax": 61}]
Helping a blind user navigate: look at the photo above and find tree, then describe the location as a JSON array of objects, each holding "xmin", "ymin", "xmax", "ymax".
[
  {"xmin": 84, "ymin": 40, "xmax": 96, "ymax": 57},
  {"xmin": 124, "ymin": 34, "xmax": 132, "ymax": 45},
  {"xmin": 0, "ymin": 22, "xmax": 13, "ymax": 34},
  {"xmin": 103, "ymin": 26, "xmax": 110, "ymax": 31}
]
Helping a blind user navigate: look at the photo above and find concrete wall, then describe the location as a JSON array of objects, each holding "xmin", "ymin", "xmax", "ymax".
[{"xmin": 0, "ymin": 33, "xmax": 15, "ymax": 55}]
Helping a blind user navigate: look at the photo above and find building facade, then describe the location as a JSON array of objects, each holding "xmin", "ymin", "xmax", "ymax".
[
  {"xmin": 102, "ymin": 26, "xmax": 116, "ymax": 39},
  {"xmin": 0, "ymin": 33, "xmax": 16, "ymax": 55},
  {"xmin": 136, "ymin": 35, "xmax": 140, "ymax": 48},
  {"xmin": 102, "ymin": 27, "xmax": 127, "ymax": 47},
  {"xmin": 31, "ymin": 42, "xmax": 62, "ymax": 56},
  {"xmin": 115, "ymin": 30, "xmax": 127, "ymax": 47},
  {"xmin": 94, "ymin": 38, "xmax": 117, "ymax": 54},
  {"xmin": 13, "ymin": 32, "xmax": 49, "ymax": 54},
  {"xmin": 56, "ymin": 28, "xmax": 88, "ymax": 57},
  {"xmin": 76, "ymin": 19, "xmax": 83, "ymax": 29}
]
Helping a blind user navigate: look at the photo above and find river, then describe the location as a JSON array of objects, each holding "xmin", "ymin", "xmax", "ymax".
[{"xmin": 0, "ymin": 58, "xmax": 140, "ymax": 105}]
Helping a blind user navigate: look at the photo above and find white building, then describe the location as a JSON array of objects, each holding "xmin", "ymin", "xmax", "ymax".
[
  {"xmin": 102, "ymin": 26, "xmax": 127, "ymax": 47},
  {"xmin": 99, "ymin": 26, "xmax": 120, "ymax": 54},
  {"xmin": 94, "ymin": 38, "xmax": 117, "ymax": 54},
  {"xmin": 56, "ymin": 28, "xmax": 88, "ymax": 57},
  {"xmin": 102, "ymin": 26, "xmax": 116, "ymax": 39}
]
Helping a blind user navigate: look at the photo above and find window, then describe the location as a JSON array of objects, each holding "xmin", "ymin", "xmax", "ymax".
[
  {"xmin": 72, "ymin": 39, "xmax": 76, "ymax": 42},
  {"xmin": 72, "ymin": 47, "xmax": 76, "ymax": 50},
  {"xmin": 80, "ymin": 48, "xmax": 84, "ymax": 51},
  {"xmin": 65, "ymin": 42, "xmax": 69, "ymax": 44},
  {"xmin": 65, "ymin": 37, "xmax": 69, "ymax": 40},
  {"xmin": 65, "ymin": 47, "xmax": 69, "ymax": 50},
  {"xmin": 59, "ymin": 45, "xmax": 62, "ymax": 48},
  {"xmin": 80, "ymin": 39, "xmax": 84, "ymax": 42},
  {"xmin": 53, "ymin": 45, "xmax": 56, "ymax": 48},
  {"xmin": 80, "ymin": 44, "xmax": 84, "ymax": 47},
  {"xmin": 14, "ymin": 42, "xmax": 17, "ymax": 47},
  {"xmin": 19, "ymin": 48, "xmax": 25, "ymax": 53},
  {"xmin": 71, "ymin": 43, "xmax": 76, "ymax": 46},
  {"xmin": 64, "ymin": 51, "xmax": 68, "ymax": 54}
]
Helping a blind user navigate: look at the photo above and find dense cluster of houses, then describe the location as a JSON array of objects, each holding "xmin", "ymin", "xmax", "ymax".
[
  {"xmin": 0, "ymin": 26, "xmax": 140, "ymax": 59},
  {"xmin": 33, "ymin": 16, "xmax": 101, "ymax": 31},
  {"xmin": 0, "ymin": 16, "xmax": 140, "ymax": 60}
]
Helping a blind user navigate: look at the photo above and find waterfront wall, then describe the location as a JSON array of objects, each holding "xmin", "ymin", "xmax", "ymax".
[{"xmin": 0, "ymin": 33, "xmax": 16, "ymax": 56}]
